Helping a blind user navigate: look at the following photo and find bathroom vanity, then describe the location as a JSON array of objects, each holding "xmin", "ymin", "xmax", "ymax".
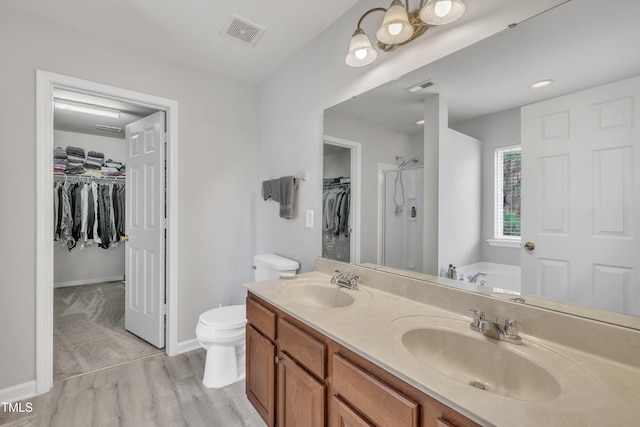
[{"xmin": 244, "ymin": 259, "xmax": 640, "ymax": 426}]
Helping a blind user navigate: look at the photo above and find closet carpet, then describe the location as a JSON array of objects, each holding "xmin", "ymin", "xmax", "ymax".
[{"xmin": 54, "ymin": 281, "xmax": 163, "ymax": 382}]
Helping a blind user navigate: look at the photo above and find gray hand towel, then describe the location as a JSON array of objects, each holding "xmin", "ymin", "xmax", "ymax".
[
  {"xmin": 270, "ymin": 178, "xmax": 282, "ymax": 203},
  {"xmin": 279, "ymin": 176, "xmax": 295, "ymax": 219},
  {"xmin": 262, "ymin": 180, "xmax": 272, "ymax": 201}
]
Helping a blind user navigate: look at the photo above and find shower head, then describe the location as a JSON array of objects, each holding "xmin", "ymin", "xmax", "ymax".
[{"xmin": 397, "ymin": 156, "xmax": 419, "ymax": 169}]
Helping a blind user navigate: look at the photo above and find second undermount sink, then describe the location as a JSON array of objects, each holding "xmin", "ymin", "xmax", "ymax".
[
  {"xmin": 401, "ymin": 327, "xmax": 561, "ymax": 402},
  {"xmin": 280, "ymin": 284, "xmax": 355, "ymax": 309}
]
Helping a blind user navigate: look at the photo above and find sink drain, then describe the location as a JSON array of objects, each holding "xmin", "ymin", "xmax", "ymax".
[{"xmin": 469, "ymin": 381, "xmax": 486, "ymax": 390}]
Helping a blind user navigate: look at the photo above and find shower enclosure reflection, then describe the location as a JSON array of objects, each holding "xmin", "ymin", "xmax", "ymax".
[{"xmin": 380, "ymin": 158, "xmax": 423, "ymax": 271}]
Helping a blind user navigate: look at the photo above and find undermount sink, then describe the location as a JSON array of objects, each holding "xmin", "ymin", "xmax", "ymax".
[
  {"xmin": 280, "ymin": 284, "xmax": 355, "ymax": 308},
  {"xmin": 401, "ymin": 327, "xmax": 561, "ymax": 402}
]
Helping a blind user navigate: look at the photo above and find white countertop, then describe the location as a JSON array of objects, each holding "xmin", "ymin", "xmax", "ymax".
[{"xmin": 245, "ymin": 271, "xmax": 640, "ymax": 427}]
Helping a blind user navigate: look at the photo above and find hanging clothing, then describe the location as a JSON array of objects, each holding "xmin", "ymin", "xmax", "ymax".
[{"xmin": 54, "ymin": 178, "xmax": 125, "ymax": 251}]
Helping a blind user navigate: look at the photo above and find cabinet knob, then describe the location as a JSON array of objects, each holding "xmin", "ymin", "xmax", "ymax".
[{"xmin": 274, "ymin": 355, "xmax": 279, "ymax": 365}]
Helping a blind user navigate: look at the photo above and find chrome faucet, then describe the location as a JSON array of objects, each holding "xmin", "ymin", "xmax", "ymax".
[
  {"xmin": 469, "ymin": 310, "xmax": 522, "ymax": 345},
  {"xmin": 468, "ymin": 271, "xmax": 487, "ymax": 284},
  {"xmin": 331, "ymin": 270, "xmax": 359, "ymax": 290}
]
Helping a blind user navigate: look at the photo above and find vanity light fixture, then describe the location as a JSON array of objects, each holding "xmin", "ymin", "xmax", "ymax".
[
  {"xmin": 530, "ymin": 79, "xmax": 555, "ymax": 89},
  {"xmin": 54, "ymin": 100, "xmax": 121, "ymax": 119},
  {"xmin": 345, "ymin": 0, "xmax": 466, "ymax": 67}
]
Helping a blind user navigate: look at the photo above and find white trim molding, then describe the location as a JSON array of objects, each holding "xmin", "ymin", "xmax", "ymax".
[
  {"xmin": 0, "ymin": 381, "xmax": 36, "ymax": 404},
  {"xmin": 175, "ymin": 339, "xmax": 201, "ymax": 355},
  {"xmin": 35, "ymin": 70, "xmax": 180, "ymax": 396},
  {"xmin": 486, "ymin": 238, "xmax": 521, "ymax": 248}
]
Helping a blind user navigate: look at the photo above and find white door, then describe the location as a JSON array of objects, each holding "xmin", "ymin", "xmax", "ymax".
[
  {"xmin": 124, "ymin": 111, "xmax": 166, "ymax": 347},
  {"xmin": 521, "ymin": 76, "xmax": 640, "ymax": 316}
]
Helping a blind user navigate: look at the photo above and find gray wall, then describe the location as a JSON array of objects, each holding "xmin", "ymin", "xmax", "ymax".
[
  {"xmin": 0, "ymin": 0, "xmax": 558, "ymax": 395},
  {"xmin": 0, "ymin": 11, "xmax": 258, "ymax": 390},
  {"xmin": 451, "ymin": 107, "xmax": 521, "ymax": 266},
  {"xmin": 254, "ymin": 0, "xmax": 555, "ymax": 276},
  {"xmin": 324, "ymin": 110, "xmax": 422, "ymax": 264}
]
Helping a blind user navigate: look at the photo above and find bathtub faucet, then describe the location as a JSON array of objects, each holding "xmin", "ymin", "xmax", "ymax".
[{"xmin": 468, "ymin": 271, "xmax": 487, "ymax": 284}]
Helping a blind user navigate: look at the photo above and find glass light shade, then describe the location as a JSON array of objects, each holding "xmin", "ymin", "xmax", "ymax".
[
  {"xmin": 420, "ymin": 0, "xmax": 465, "ymax": 25},
  {"xmin": 345, "ymin": 30, "xmax": 378, "ymax": 67},
  {"xmin": 376, "ymin": 1, "xmax": 413, "ymax": 45}
]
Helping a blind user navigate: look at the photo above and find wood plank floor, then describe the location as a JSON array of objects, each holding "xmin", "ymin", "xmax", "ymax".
[{"xmin": 0, "ymin": 350, "xmax": 266, "ymax": 427}]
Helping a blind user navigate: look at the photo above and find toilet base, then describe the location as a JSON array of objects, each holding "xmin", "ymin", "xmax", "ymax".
[{"xmin": 202, "ymin": 344, "xmax": 246, "ymax": 389}]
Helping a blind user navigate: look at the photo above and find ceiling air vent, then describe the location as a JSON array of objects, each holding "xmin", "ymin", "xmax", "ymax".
[
  {"xmin": 404, "ymin": 79, "xmax": 436, "ymax": 93},
  {"xmin": 221, "ymin": 14, "xmax": 265, "ymax": 47}
]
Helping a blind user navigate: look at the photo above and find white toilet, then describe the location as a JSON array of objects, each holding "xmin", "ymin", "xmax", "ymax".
[{"xmin": 196, "ymin": 253, "xmax": 299, "ymax": 388}]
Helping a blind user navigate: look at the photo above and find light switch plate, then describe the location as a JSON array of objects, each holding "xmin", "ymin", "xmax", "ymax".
[{"xmin": 305, "ymin": 210, "xmax": 314, "ymax": 228}]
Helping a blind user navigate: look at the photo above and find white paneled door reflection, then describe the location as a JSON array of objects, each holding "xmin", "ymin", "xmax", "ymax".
[{"xmin": 521, "ymin": 76, "xmax": 639, "ymax": 316}]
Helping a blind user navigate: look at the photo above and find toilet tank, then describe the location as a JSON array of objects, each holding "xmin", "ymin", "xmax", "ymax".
[{"xmin": 253, "ymin": 254, "xmax": 299, "ymax": 281}]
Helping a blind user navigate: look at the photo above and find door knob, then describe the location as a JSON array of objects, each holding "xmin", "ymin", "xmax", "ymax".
[
  {"xmin": 120, "ymin": 235, "xmax": 130, "ymax": 242},
  {"xmin": 523, "ymin": 241, "xmax": 535, "ymax": 251}
]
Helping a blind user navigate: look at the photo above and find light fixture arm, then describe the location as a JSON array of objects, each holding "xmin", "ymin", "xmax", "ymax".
[{"xmin": 356, "ymin": 7, "xmax": 387, "ymax": 30}]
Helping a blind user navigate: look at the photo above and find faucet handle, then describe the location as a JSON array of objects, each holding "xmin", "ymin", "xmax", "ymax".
[
  {"xmin": 331, "ymin": 270, "xmax": 342, "ymax": 284},
  {"xmin": 469, "ymin": 309, "xmax": 484, "ymax": 321},
  {"xmin": 469, "ymin": 309, "xmax": 484, "ymax": 330},
  {"xmin": 504, "ymin": 319, "xmax": 522, "ymax": 337}
]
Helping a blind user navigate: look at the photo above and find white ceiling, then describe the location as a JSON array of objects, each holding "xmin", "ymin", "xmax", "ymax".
[
  {"xmin": 0, "ymin": 0, "xmax": 360, "ymax": 85},
  {"xmin": 1, "ymin": 0, "xmax": 361, "ymax": 138},
  {"xmin": 328, "ymin": 0, "xmax": 640, "ymax": 134}
]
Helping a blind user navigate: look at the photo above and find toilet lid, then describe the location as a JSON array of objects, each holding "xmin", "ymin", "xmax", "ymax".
[{"xmin": 199, "ymin": 305, "xmax": 247, "ymax": 330}]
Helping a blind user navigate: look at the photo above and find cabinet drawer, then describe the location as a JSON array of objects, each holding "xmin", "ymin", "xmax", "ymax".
[
  {"xmin": 332, "ymin": 395, "xmax": 374, "ymax": 427},
  {"xmin": 332, "ymin": 354, "xmax": 418, "ymax": 427},
  {"xmin": 247, "ymin": 297, "xmax": 276, "ymax": 341},
  {"xmin": 278, "ymin": 318, "xmax": 327, "ymax": 379}
]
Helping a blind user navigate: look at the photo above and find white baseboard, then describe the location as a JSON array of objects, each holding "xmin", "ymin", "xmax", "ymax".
[
  {"xmin": 54, "ymin": 275, "xmax": 124, "ymax": 288},
  {"xmin": 176, "ymin": 338, "xmax": 201, "ymax": 355},
  {"xmin": 0, "ymin": 380, "xmax": 36, "ymax": 404}
]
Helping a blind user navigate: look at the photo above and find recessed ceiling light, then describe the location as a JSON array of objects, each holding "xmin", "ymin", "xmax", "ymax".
[
  {"xmin": 530, "ymin": 79, "xmax": 554, "ymax": 89},
  {"xmin": 416, "ymin": 119, "xmax": 425, "ymax": 125}
]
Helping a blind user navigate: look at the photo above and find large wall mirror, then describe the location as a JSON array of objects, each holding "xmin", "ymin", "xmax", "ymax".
[{"xmin": 323, "ymin": 0, "xmax": 640, "ymax": 329}]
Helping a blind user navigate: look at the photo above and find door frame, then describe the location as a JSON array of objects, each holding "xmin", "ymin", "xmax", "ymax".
[
  {"xmin": 35, "ymin": 70, "xmax": 179, "ymax": 395},
  {"xmin": 322, "ymin": 135, "xmax": 361, "ymax": 264}
]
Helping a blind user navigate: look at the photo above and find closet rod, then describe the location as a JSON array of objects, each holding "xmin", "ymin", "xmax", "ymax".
[{"xmin": 54, "ymin": 173, "xmax": 125, "ymax": 181}]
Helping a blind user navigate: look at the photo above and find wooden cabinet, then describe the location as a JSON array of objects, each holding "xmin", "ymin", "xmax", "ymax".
[
  {"xmin": 278, "ymin": 352, "xmax": 326, "ymax": 427},
  {"xmin": 332, "ymin": 396, "xmax": 374, "ymax": 427},
  {"xmin": 246, "ymin": 324, "xmax": 276, "ymax": 426},
  {"xmin": 246, "ymin": 294, "xmax": 329, "ymax": 427},
  {"xmin": 332, "ymin": 354, "xmax": 418, "ymax": 427},
  {"xmin": 246, "ymin": 292, "xmax": 480, "ymax": 427}
]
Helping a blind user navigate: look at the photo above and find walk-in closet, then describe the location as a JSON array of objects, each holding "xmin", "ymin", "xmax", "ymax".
[
  {"xmin": 322, "ymin": 144, "xmax": 351, "ymax": 263},
  {"xmin": 52, "ymin": 90, "xmax": 162, "ymax": 381}
]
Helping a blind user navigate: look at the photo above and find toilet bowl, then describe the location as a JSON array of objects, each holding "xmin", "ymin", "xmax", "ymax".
[
  {"xmin": 196, "ymin": 305, "xmax": 247, "ymax": 388},
  {"xmin": 196, "ymin": 254, "xmax": 299, "ymax": 388}
]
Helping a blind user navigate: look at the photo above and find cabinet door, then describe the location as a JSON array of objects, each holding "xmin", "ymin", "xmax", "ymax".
[
  {"xmin": 332, "ymin": 395, "xmax": 374, "ymax": 427},
  {"xmin": 278, "ymin": 352, "xmax": 326, "ymax": 427},
  {"xmin": 246, "ymin": 325, "xmax": 276, "ymax": 427}
]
